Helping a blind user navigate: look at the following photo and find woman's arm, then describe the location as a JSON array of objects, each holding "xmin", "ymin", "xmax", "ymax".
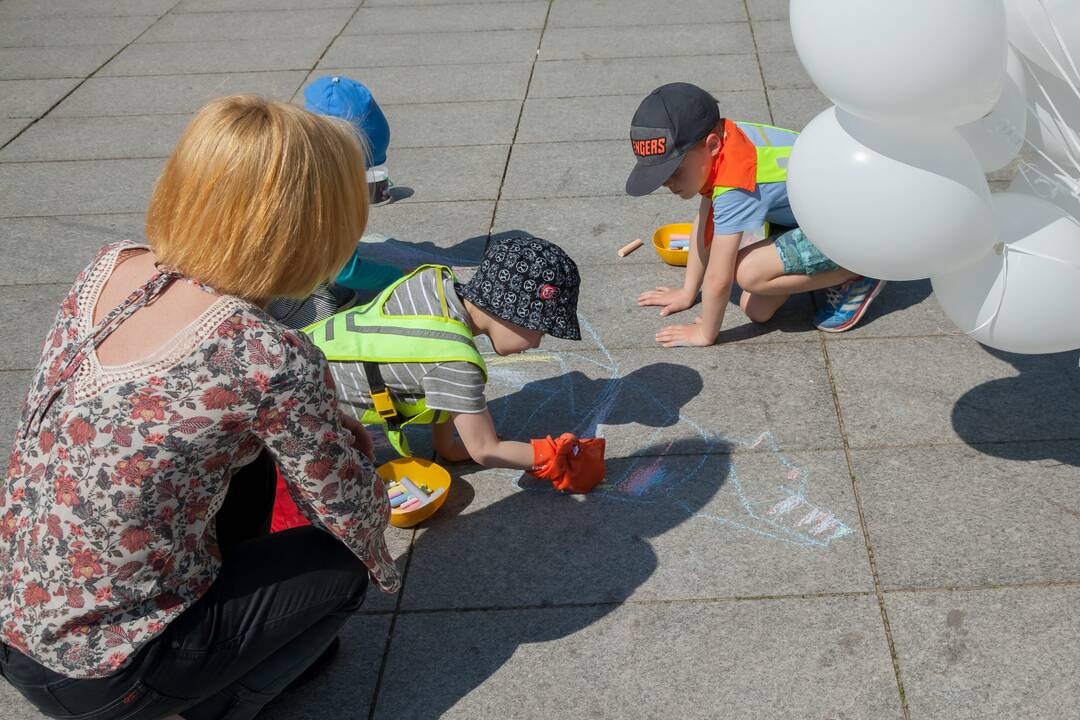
[{"xmin": 248, "ymin": 331, "xmax": 400, "ymax": 592}]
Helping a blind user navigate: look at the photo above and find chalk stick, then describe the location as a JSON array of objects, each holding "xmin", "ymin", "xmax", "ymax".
[
  {"xmin": 668, "ymin": 233, "xmax": 690, "ymax": 241},
  {"xmin": 398, "ymin": 497, "xmax": 421, "ymax": 512},
  {"xmin": 618, "ymin": 239, "xmax": 643, "ymax": 257},
  {"xmin": 387, "ymin": 489, "xmax": 403, "ymax": 499},
  {"xmin": 667, "ymin": 240, "xmax": 689, "ymax": 249},
  {"xmin": 398, "ymin": 477, "xmax": 429, "ymax": 500},
  {"xmin": 390, "ymin": 493, "xmax": 411, "ymax": 507}
]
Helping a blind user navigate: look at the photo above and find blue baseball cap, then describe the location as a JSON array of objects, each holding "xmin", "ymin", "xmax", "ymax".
[{"xmin": 304, "ymin": 75, "xmax": 390, "ymax": 167}]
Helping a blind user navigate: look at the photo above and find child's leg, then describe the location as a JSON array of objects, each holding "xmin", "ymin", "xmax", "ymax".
[
  {"xmin": 432, "ymin": 419, "xmax": 471, "ymax": 463},
  {"xmin": 734, "ymin": 233, "xmax": 858, "ymax": 323}
]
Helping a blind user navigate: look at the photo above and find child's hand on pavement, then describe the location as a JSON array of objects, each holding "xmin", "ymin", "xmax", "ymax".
[
  {"xmin": 655, "ymin": 317, "xmax": 713, "ymax": 348},
  {"xmin": 638, "ymin": 286, "xmax": 694, "ymax": 316}
]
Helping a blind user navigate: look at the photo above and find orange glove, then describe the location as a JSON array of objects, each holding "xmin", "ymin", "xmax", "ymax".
[{"xmin": 531, "ymin": 433, "xmax": 607, "ymax": 493}]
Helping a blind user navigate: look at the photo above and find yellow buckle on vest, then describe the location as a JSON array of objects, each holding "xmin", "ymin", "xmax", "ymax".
[{"xmin": 370, "ymin": 389, "xmax": 397, "ymax": 420}]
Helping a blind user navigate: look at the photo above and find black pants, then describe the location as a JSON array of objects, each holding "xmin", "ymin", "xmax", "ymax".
[{"xmin": 0, "ymin": 452, "xmax": 369, "ymax": 720}]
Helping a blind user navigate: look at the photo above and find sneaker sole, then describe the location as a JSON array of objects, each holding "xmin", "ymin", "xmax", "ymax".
[{"xmin": 817, "ymin": 280, "xmax": 886, "ymax": 333}]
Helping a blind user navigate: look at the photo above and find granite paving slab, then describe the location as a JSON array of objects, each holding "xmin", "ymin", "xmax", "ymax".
[
  {"xmin": 0, "ymin": 15, "xmax": 158, "ymax": 47},
  {"xmin": 175, "ymin": 0, "xmax": 356, "ymax": 12},
  {"xmin": 0, "ymin": 283, "xmax": 71, "ymax": 370},
  {"xmin": 0, "ymin": 0, "xmax": 174, "ymax": 18},
  {"xmin": 746, "ymin": 0, "xmax": 790, "ymax": 22},
  {"xmin": 767, "ymin": 86, "xmax": 831, "ymax": 130},
  {"xmin": 322, "ymin": 30, "xmax": 542, "ymax": 68},
  {"xmin": 0, "ymin": 158, "xmax": 163, "ymax": 218},
  {"xmin": 0, "ymin": 370, "xmax": 32, "ymax": 464},
  {"xmin": 363, "ymin": 200, "xmax": 494, "ymax": 249},
  {"xmin": 529, "ymin": 54, "xmax": 762, "ymax": 98},
  {"xmin": 0, "ymin": 78, "xmax": 82, "ymax": 118},
  {"xmin": 246, "ymin": 614, "xmax": 394, "ymax": 720},
  {"xmin": 758, "ymin": 51, "xmax": 814, "ymax": 90},
  {"xmin": 0, "ymin": 115, "xmax": 190, "ymax": 162},
  {"xmin": 887, "ymin": 586, "xmax": 1080, "ymax": 719},
  {"xmin": 0, "ymin": 45, "xmax": 121, "ymax": 81},
  {"xmin": 0, "ymin": 119, "xmax": 30, "ymax": 146},
  {"xmin": 475, "ymin": 343, "xmax": 842, "ymax": 456},
  {"xmin": 51, "ymin": 72, "xmax": 307, "ymax": 117},
  {"xmin": 389, "ymin": 144, "xmax": 509, "ymax": 203},
  {"xmin": 381, "ymin": 100, "xmax": 521, "ymax": 148},
  {"xmin": 538, "ymin": 23, "xmax": 754, "ymax": 61},
  {"xmin": 751, "ymin": 18, "xmax": 796, "ymax": 53},
  {"xmin": 826, "ymin": 336, "xmax": 1080, "ymax": 449},
  {"xmin": 140, "ymin": 8, "xmax": 355, "ymax": 42},
  {"xmin": 344, "ymin": 2, "xmax": 548, "ymax": 35},
  {"xmin": 491, "ymin": 193, "xmax": 689, "ymax": 265},
  {"xmin": 99, "ymin": 37, "xmax": 328, "ymax": 77},
  {"xmin": 852, "ymin": 443, "xmax": 1080, "ymax": 589},
  {"xmin": 400, "ymin": 446, "xmax": 870, "ymax": 609},
  {"xmin": 501, "ymin": 139, "xmax": 631, "ymax": 199},
  {"xmin": 0, "ymin": 214, "xmax": 144, "ymax": 286},
  {"xmin": 547, "ymin": 0, "xmax": 747, "ymax": 28},
  {"xmin": 375, "ymin": 597, "xmax": 901, "ymax": 719},
  {"xmin": 318, "ymin": 63, "xmax": 531, "ymax": 105}
]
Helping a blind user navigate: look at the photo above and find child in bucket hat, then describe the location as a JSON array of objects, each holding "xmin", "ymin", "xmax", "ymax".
[{"xmin": 302, "ymin": 233, "xmax": 604, "ymax": 494}]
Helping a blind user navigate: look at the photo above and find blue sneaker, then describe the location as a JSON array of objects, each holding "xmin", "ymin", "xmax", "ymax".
[{"xmin": 814, "ymin": 276, "xmax": 886, "ymax": 332}]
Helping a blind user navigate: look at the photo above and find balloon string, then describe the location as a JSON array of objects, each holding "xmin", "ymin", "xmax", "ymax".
[
  {"xmin": 1019, "ymin": 56, "xmax": 1080, "ymax": 175},
  {"xmin": 1034, "ymin": 0, "xmax": 1080, "ymax": 88},
  {"xmin": 965, "ymin": 241, "xmax": 1080, "ymax": 335}
]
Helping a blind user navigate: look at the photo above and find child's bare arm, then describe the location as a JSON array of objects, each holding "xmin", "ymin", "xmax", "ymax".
[
  {"xmin": 453, "ymin": 409, "xmax": 534, "ymax": 468},
  {"xmin": 638, "ymin": 195, "xmax": 711, "ymax": 315},
  {"xmin": 655, "ymin": 231, "xmax": 741, "ymax": 347}
]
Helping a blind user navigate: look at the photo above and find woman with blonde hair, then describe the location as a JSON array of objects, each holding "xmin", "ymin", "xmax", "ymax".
[{"xmin": 0, "ymin": 96, "xmax": 397, "ymax": 719}]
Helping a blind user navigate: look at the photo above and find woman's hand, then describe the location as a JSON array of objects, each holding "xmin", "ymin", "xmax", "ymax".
[{"xmin": 339, "ymin": 413, "xmax": 375, "ymax": 462}]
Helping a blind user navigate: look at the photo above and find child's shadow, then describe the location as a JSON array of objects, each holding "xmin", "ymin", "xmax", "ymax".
[
  {"xmin": 951, "ymin": 346, "xmax": 1080, "ymax": 464},
  {"xmin": 377, "ymin": 435, "xmax": 732, "ymax": 719},
  {"xmin": 487, "ymin": 361, "xmax": 705, "ymax": 441}
]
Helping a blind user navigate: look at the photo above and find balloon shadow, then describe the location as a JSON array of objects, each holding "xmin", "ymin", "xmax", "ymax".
[
  {"xmin": 951, "ymin": 345, "xmax": 1080, "ymax": 464},
  {"xmin": 376, "ymin": 435, "xmax": 733, "ymax": 719}
]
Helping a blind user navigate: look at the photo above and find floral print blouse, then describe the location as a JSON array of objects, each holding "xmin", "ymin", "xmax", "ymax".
[{"xmin": 1, "ymin": 241, "xmax": 399, "ymax": 679}]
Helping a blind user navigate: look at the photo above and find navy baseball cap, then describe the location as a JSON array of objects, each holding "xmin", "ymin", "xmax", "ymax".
[
  {"xmin": 304, "ymin": 76, "xmax": 390, "ymax": 166},
  {"xmin": 625, "ymin": 83, "xmax": 721, "ymax": 197}
]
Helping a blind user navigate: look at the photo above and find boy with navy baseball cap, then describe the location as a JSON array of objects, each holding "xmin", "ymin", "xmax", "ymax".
[{"xmin": 627, "ymin": 82, "xmax": 885, "ymax": 345}]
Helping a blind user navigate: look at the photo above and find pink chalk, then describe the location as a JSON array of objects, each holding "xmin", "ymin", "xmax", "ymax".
[{"xmin": 398, "ymin": 498, "xmax": 421, "ymax": 512}]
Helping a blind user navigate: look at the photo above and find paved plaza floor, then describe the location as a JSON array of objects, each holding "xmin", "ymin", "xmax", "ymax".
[{"xmin": 1, "ymin": 1, "xmax": 1078, "ymax": 718}]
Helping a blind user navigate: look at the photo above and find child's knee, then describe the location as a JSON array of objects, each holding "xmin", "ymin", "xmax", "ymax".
[{"xmin": 735, "ymin": 262, "xmax": 767, "ymax": 295}]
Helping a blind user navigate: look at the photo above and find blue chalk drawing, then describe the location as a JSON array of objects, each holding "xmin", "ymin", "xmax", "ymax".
[{"xmin": 484, "ymin": 315, "xmax": 855, "ymax": 550}]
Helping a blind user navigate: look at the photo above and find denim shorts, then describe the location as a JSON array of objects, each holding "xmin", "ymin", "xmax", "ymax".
[{"xmin": 773, "ymin": 227, "xmax": 841, "ymax": 276}]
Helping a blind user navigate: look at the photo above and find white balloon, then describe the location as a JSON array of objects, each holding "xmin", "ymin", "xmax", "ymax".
[
  {"xmin": 932, "ymin": 192, "xmax": 1080, "ymax": 353},
  {"xmin": 790, "ymin": 0, "xmax": 1007, "ymax": 126},
  {"xmin": 1008, "ymin": 154, "xmax": 1080, "ymax": 220},
  {"xmin": 958, "ymin": 48, "xmax": 1029, "ymax": 172},
  {"xmin": 1005, "ymin": 0, "xmax": 1080, "ymax": 80},
  {"xmin": 787, "ymin": 107, "xmax": 995, "ymax": 281}
]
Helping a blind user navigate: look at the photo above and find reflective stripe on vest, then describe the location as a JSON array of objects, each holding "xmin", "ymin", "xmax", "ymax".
[
  {"xmin": 303, "ymin": 264, "xmax": 487, "ymax": 457},
  {"xmin": 712, "ymin": 121, "xmax": 798, "ymax": 199}
]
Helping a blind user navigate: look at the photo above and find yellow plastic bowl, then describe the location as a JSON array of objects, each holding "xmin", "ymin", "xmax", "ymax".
[
  {"xmin": 378, "ymin": 457, "xmax": 451, "ymax": 528},
  {"xmin": 652, "ymin": 223, "xmax": 693, "ymax": 266},
  {"xmin": 652, "ymin": 221, "xmax": 773, "ymax": 266}
]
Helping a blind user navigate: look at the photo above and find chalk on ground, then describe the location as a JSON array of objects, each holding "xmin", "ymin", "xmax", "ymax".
[{"xmin": 618, "ymin": 239, "xmax": 643, "ymax": 257}]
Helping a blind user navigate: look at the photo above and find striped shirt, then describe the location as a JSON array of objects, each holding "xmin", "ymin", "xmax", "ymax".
[{"xmin": 328, "ymin": 268, "xmax": 487, "ymax": 417}]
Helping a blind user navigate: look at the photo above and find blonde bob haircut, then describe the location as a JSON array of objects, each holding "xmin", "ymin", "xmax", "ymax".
[{"xmin": 146, "ymin": 95, "xmax": 368, "ymax": 301}]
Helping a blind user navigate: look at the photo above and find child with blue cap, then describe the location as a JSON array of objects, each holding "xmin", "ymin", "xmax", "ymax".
[{"xmin": 267, "ymin": 76, "xmax": 403, "ymax": 329}]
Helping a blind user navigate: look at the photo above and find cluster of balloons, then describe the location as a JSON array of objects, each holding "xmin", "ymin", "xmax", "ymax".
[{"xmin": 787, "ymin": 0, "xmax": 1080, "ymax": 354}]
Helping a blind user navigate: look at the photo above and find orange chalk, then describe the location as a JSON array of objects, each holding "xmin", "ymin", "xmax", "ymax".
[{"xmin": 618, "ymin": 238, "xmax": 643, "ymax": 257}]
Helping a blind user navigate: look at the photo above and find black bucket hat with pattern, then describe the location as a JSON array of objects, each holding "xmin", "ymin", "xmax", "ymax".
[{"xmin": 458, "ymin": 232, "xmax": 581, "ymax": 341}]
